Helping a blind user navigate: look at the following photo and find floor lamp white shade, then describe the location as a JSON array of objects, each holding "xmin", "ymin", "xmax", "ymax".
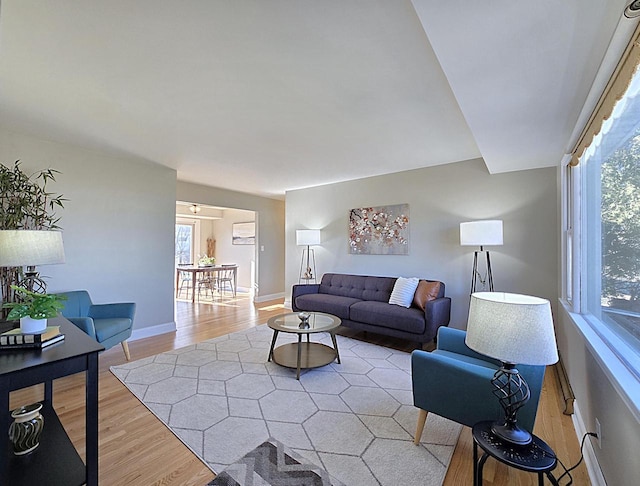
[
  {"xmin": 296, "ymin": 230, "xmax": 321, "ymax": 284},
  {"xmin": 460, "ymin": 220, "xmax": 503, "ymax": 294},
  {"xmin": 460, "ymin": 220, "xmax": 503, "ymax": 247},
  {"xmin": 296, "ymin": 230, "xmax": 321, "ymax": 246}
]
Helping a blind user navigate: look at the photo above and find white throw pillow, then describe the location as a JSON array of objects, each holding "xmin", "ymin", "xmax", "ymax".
[{"xmin": 388, "ymin": 277, "xmax": 420, "ymax": 308}]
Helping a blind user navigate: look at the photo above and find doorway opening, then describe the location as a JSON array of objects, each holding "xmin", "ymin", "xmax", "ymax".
[{"xmin": 174, "ymin": 202, "xmax": 256, "ymax": 308}]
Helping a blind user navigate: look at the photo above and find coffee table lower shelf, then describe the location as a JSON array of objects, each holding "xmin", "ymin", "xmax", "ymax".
[{"xmin": 272, "ymin": 342, "xmax": 338, "ymax": 372}]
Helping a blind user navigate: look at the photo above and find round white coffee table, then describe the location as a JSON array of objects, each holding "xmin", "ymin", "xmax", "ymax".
[{"xmin": 267, "ymin": 312, "xmax": 341, "ymax": 379}]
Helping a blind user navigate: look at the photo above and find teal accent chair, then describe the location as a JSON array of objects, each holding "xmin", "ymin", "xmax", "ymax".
[
  {"xmin": 411, "ymin": 327, "xmax": 546, "ymax": 444},
  {"xmin": 57, "ymin": 290, "xmax": 135, "ymax": 361}
]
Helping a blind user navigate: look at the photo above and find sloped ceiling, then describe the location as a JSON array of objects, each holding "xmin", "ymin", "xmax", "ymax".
[{"xmin": 0, "ymin": 0, "xmax": 634, "ymax": 198}]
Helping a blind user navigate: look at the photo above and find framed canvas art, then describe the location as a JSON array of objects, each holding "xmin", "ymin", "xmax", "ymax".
[
  {"xmin": 232, "ymin": 222, "xmax": 256, "ymax": 245},
  {"xmin": 348, "ymin": 204, "xmax": 409, "ymax": 255}
]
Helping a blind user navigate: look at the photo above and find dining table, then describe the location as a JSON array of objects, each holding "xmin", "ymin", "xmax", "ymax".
[{"xmin": 175, "ymin": 264, "xmax": 238, "ymax": 303}]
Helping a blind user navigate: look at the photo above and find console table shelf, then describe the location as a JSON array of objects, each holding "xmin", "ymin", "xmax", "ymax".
[
  {"xmin": 0, "ymin": 316, "xmax": 104, "ymax": 485},
  {"xmin": 5, "ymin": 401, "xmax": 86, "ymax": 485}
]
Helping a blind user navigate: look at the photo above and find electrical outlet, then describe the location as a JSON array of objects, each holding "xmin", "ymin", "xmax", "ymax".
[{"xmin": 595, "ymin": 418, "xmax": 602, "ymax": 449}]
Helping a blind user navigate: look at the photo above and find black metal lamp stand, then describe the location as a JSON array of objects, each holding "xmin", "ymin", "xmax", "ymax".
[
  {"xmin": 470, "ymin": 245, "xmax": 495, "ymax": 295},
  {"xmin": 298, "ymin": 246, "xmax": 317, "ymax": 284},
  {"xmin": 490, "ymin": 362, "xmax": 532, "ymax": 446},
  {"xmin": 17, "ymin": 265, "xmax": 48, "ymax": 294}
]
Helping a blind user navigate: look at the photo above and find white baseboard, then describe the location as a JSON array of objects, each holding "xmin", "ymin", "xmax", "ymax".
[
  {"xmin": 254, "ymin": 292, "xmax": 285, "ymax": 303},
  {"xmin": 283, "ymin": 298, "xmax": 292, "ymax": 309},
  {"xmin": 130, "ymin": 321, "xmax": 176, "ymax": 341},
  {"xmin": 572, "ymin": 400, "xmax": 607, "ymax": 486}
]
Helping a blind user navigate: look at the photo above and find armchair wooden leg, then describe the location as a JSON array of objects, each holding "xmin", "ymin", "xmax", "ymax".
[
  {"xmin": 121, "ymin": 341, "xmax": 131, "ymax": 361},
  {"xmin": 414, "ymin": 409, "xmax": 428, "ymax": 445}
]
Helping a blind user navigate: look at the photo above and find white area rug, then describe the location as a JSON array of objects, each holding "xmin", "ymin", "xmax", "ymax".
[{"xmin": 111, "ymin": 325, "xmax": 461, "ymax": 486}]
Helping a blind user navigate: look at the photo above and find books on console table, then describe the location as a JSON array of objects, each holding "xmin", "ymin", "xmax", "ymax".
[{"xmin": 0, "ymin": 325, "xmax": 65, "ymax": 349}]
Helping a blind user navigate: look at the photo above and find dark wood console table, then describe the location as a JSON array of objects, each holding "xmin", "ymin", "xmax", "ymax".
[{"xmin": 0, "ymin": 316, "xmax": 104, "ymax": 485}]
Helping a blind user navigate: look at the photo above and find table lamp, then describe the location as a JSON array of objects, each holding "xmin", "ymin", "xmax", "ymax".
[
  {"xmin": 296, "ymin": 229, "xmax": 321, "ymax": 284},
  {"xmin": 460, "ymin": 220, "xmax": 503, "ymax": 294},
  {"xmin": 465, "ymin": 292, "xmax": 558, "ymax": 446},
  {"xmin": 0, "ymin": 230, "xmax": 66, "ymax": 294}
]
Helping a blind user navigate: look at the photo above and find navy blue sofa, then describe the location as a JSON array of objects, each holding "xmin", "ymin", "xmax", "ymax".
[{"xmin": 292, "ymin": 273, "xmax": 451, "ymax": 346}]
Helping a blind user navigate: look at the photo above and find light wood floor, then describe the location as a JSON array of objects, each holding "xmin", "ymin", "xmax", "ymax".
[{"xmin": 9, "ymin": 295, "xmax": 590, "ymax": 485}]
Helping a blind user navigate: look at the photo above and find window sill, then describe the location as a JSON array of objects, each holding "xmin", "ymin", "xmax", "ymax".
[{"xmin": 560, "ymin": 299, "xmax": 640, "ymax": 422}]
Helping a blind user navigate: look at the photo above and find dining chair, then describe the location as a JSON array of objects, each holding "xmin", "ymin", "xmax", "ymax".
[
  {"xmin": 177, "ymin": 267, "xmax": 194, "ymax": 299},
  {"xmin": 216, "ymin": 265, "xmax": 236, "ymax": 297},
  {"xmin": 197, "ymin": 270, "xmax": 216, "ymax": 300}
]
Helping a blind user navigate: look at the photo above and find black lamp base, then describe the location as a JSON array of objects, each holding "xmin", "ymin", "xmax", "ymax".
[
  {"xmin": 491, "ymin": 422, "xmax": 533, "ymax": 446},
  {"xmin": 491, "ymin": 362, "xmax": 532, "ymax": 447}
]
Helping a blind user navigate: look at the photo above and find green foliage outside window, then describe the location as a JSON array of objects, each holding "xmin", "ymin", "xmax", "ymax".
[{"xmin": 601, "ymin": 131, "xmax": 640, "ymax": 312}]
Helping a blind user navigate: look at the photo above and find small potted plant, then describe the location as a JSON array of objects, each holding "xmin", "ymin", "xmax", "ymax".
[
  {"xmin": 198, "ymin": 255, "xmax": 216, "ymax": 267},
  {"xmin": 2, "ymin": 285, "xmax": 66, "ymax": 333}
]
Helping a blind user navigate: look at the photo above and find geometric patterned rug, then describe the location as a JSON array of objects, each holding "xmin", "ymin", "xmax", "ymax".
[
  {"xmin": 206, "ymin": 438, "xmax": 345, "ymax": 486},
  {"xmin": 110, "ymin": 324, "xmax": 462, "ymax": 486}
]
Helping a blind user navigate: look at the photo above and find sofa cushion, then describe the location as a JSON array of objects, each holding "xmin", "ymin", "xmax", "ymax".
[
  {"xmin": 413, "ymin": 280, "xmax": 442, "ymax": 311},
  {"xmin": 350, "ymin": 301, "xmax": 426, "ymax": 334},
  {"xmin": 295, "ymin": 294, "xmax": 362, "ymax": 320},
  {"xmin": 389, "ymin": 277, "xmax": 420, "ymax": 307},
  {"xmin": 319, "ymin": 273, "xmax": 396, "ymax": 302}
]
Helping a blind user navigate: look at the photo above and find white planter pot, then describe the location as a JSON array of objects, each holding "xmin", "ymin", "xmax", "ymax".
[{"xmin": 20, "ymin": 317, "xmax": 47, "ymax": 334}]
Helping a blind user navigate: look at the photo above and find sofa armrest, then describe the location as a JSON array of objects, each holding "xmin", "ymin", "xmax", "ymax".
[
  {"xmin": 66, "ymin": 316, "xmax": 97, "ymax": 340},
  {"xmin": 425, "ymin": 297, "xmax": 451, "ymax": 325},
  {"xmin": 88, "ymin": 302, "xmax": 136, "ymax": 321},
  {"xmin": 422, "ymin": 297, "xmax": 451, "ymax": 341},
  {"xmin": 291, "ymin": 284, "xmax": 320, "ymax": 311}
]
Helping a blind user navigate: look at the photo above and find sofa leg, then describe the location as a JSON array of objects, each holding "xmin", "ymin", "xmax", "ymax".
[
  {"xmin": 414, "ymin": 409, "xmax": 428, "ymax": 445},
  {"xmin": 121, "ymin": 340, "xmax": 131, "ymax": 361},
  {"xmin": 421, "ymin": 341, "xmax": 436, "ymax": 352}
]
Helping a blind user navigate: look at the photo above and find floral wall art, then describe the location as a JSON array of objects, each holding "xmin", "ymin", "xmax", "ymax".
[{"xmin": 348, "ymin": 204, "xmax": 409, "ymax": 255}]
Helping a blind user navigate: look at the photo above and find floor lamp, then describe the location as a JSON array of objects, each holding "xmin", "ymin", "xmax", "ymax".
[
  {"xmin": 296, "ymin": 229, "xmax": 321, "ymax": 284},
  {"xmin": 465, "ymin": 292, "xmax": 558, "ymax": 445},
  {"xmin": 460, "ymin": 220, "xmax": 503, "ymax": 295}
]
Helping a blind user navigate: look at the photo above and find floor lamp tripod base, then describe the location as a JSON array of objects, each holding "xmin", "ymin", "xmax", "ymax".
[
  {"xmin": 470, "ymin": 246, "xmax": 494, "ymax": 295},
  {"xmin": 299, "ymin": 247, "xmax": 317, "ymax": 284}
]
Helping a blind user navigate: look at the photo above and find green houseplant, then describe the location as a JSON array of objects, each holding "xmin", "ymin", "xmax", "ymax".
[
  {"xmin": 0, "ymin": 160, "xmax": 65, "ymax": 318},
  {"xmin": 198, "ymin": 255, "xmax": 216, "ymax": 266},
  {"xmin": 2, "ymin": 286, "xmax": 66, "ymax": 333}
]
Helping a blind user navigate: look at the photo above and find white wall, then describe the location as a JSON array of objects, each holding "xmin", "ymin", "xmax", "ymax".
[
  {"xmin": 212, "ymin": 208, "xmax": 255, "ymax": 291},
  {"xmin": 557, "ymin": 307, "xmax": 640, "ymax": 485},
  {"xmin": 285, "ymin": 158, "xmax": 558, "ymax": 327},
  {"xmin": 0, "ymin": 126, "xmax": 177, "ymax": 335}
]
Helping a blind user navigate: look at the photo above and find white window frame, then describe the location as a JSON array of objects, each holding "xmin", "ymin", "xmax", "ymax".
[{"xmin": 561, "ymin": 135, "xmax": 640, "ymax": 422}]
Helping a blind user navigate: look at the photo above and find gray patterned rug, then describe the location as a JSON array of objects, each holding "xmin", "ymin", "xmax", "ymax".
[
  {"xmin": 111, "ymin": 325, "xmax": 461, "ymax": 486},
  {"xmin": 207, "ymin": 438, "xmax": 344, "ymax": 486}
]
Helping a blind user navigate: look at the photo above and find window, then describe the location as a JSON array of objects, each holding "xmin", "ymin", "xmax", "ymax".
[
  {"xmin": 175, "ymin": 223, "xmax": 194, "ymax": 265},
  {"xmin": 575, "ymin": 66, "xmax": 640, "ymax": 377}
]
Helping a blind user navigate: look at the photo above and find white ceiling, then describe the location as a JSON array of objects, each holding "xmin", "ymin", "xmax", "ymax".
[{"xmin": 0, "ymin": 0, "xmax": 633, "ymax": 199}]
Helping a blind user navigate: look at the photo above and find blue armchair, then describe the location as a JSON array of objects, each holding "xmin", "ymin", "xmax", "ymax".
[
  {"xmin": 411, "ymin": 327, "xmax": 546, "ymax": 444},
  {"xmin": 57, "ymin": 290, "xmax": 136, "ymax": 361}
]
